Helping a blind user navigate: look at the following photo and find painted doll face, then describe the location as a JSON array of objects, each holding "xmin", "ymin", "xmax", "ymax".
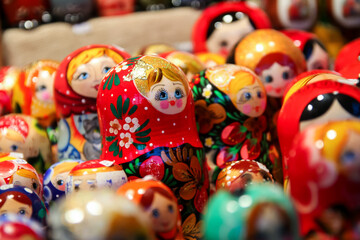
[
  {"xmin": 146, "ymin": 192, "xmax": 177, "ymax": 233},
  {"xmin": 235, "ymin": 82, "xmax": 266, "ymax": 117},
  {"xmin": 307, "ymin": 43, "xmax": 329, "ymax": 70},
  {"xmin": 34, "ymin": 69, "xmax": 55, "ymax": 103},
  {"xmin": 207, "ymin": 15, "xmax": 254, "ymax": 56},
  {"xmin": 260, "ymin": 62, "xmax": 295, "ymax": 98},
  {"xmin": 147, "ymin": 77, "xmax": 187, "ymax": 115},
  {"xmin": 0, "ymin": 198, "xmax": 32, "ymax": 218},
  {"xmin": 11, "ymin": 173, "xmax": 41, "ymax": 196},
  {"xmin": 71, "ymin": 56, "xmax": 116, "ymax": 98}
]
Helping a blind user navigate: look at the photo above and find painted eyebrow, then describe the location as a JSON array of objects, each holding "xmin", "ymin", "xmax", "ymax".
[
  {"xmin": 150, "ymin": 84, "xmax": 165, "ymax": 91},
  {"xmin": 173, "ymin": 82, "xmax": 183, "ymax": 86}
]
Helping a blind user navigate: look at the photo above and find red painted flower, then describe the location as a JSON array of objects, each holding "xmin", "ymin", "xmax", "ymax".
[
  {"xmin": 240, "ymin": 139, "xmax": 261, "ymax": 160},
  {"xmin": 139, "ymin": 156, "xmax": 165, "ymax": 180}
]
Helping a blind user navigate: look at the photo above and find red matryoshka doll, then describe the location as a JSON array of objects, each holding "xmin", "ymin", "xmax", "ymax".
[
  {"xmin": 12, "ymin": 60, "xmax": 59, "ymax": 128},
  {"xmin": 195, "ymin": 52, "xmax": 226, "ymax": 68},
  {"xmin": 191, "ymin": 64, "xmax": 276, "ymax": 181},
  {"xmin": 192, "ymin": 1, "xmax": 271, "ymax": 57},
  {"xmin": 281, "ymin": 30, "xmax": 330, "ymax": 71},
  {"xmin": 48, "ymin": 189, "xmax": 154, "ymax": 240},
  {"xmin": 0, "ymin": 66, "xmax": 20, "ymax": 116},
  {"xmin": 288, "ymin": 120, "xmax": 360, "ymax": 239},
  {"xmin": 327, "ymin": 0, "xmax": 360, "ymax": 40},
  {"xmin": 117, "ymin": 178, "xmax": 183, "ymax": 240},
  {"xmin": 0, "ymin": 0, "xmax": 50, "ymax": 29},
  {"xmin": 216, "ymin": 159, "xmax": 274, "ymax": 193},
  {"xmin": 334, "ymin": 37, "xmax": 360, "ymax": 82},
  {"xmin": 43, "ymin": 159, "xmax": 83, "ymax": 206},
  {"xmin": 278, "ymin": 78, "xmax": 360, "ymax": 185},
  {"xmin": 0, "ymin": 184, "xmax": 47, "ymax": 225},
  {"xmin": 97, "ymin": 55, "xmax": 208, "ymax": 236},
  {"xmin": 65, "ymin": 159, "xmax": 127, "ymax": 194},
  {"xmin": 54, "ymin": 44, "xmax": 131, "ymax": 161},
  {"xmin": 158, "ymin": 51, "xmax": 206, "ymax": 80},
  {"xmin": 264, "ymin": 0, "xmax": 318, "ymax": 30},
  {"xmin": 0, "ymin": 114, "xmax": 52, "ymax": 173},
  {"xmin": 0, "ymin": 214, "xmax": 44, "ymax": 240},
  {"xmin": 0, "ymin": 158, "xmax": 42, "ymax": 197}
]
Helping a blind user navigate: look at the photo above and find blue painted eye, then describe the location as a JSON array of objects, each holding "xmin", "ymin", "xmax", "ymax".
[
  {"xmin": 102, "ymin": 66, "xmax": 111, "ymax": 74},
  {"xmin": 10, "ymin": 145, "xmax": 18, "ymax": 151},
  {"xmin": 152, "ymin": 209, "xmax": 160, "ymax": 218},
  {"xmin": 257, "ymin": 91, "xmax": 263, "ymax": 98},
  {"xmin": 18, "ymin": 210, "xmax": 26, "ymax": 215},
  {"xmin": 174, "ymin": 88, "xmax": 184, "ymax": 99},
  {"xmin": 78, "ymin": 72, "xmax": 89, "ymax": 80},
  {"xmin": 158, "ymin": 90, "xmax": 168, "ymax": 100},
  {"xmin": 168, "ymin": 205, "xmax": 174, "ymax": 213},
  {"xmin": 282, "ymin": 71, "xmax": 290, "ymax": 80},
  {"xmin": 341, "ymin": 151, "xmax": 356, "ymax": 166},
  {"xmin": 57, "ymin": 180, "xmax": 64, "ymax": 186},
  {"xmin": 244, "ymin": 92, "xmax": 252, "ymax": 100},
  {"xmin": 265, "ymin": 75, "xmax": 273, "ymax": 83}
]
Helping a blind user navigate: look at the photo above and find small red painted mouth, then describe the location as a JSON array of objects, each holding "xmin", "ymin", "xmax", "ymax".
[
  {"xmin": 162, "ymin": 222, "xmax": 170, "ymax": 228},
  {"xmin": 94, "ymin": 84, "xmax": 99, "ymax": 91},
  {"xmin": 169, "ymin": 100, "xmax": 176, "ymax": 106},
  {"xmin": 254, "ymin": 106, "xmax": 260, "ymax": 112},
  {"xmin": 275, "ymin": 87, "xmax": 282, "ymax": 94}
]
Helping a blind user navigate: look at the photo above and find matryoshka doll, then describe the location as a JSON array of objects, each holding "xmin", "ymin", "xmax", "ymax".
[
  {"xmin": 97, "ymin": 55, "xmax": 208, "ymax": 237},
  {"xmin": 158, "ymin": 51, "xmax": 206, "ymax": 81},
  {"xmin": 264, "ymin": 0, "xmax": 318, "ymax": 30},
  {"xmin": 54, "ymin": 44, "xmax": 130, "ymax": 161},
  {"xmin": 192, "ymin": 1, "xmax": 271, "ymax": 57},
  {"xmin": 43, "ymin": 159, "xmax": 83, "ymax": 206},
  {"xmin": 48, "ymin": 189, "xmax": 154, "ymax": 240},
  {"xmin": 281, "ymin": 29, "xmax": 330, "ymax": 71},
  {"xmin": 0, "ymin": 114, "xmax": 52, "ymax": 173},
  {"xmin": 0, "ymin": 214, "xmax": 44, "ymax": 240},
  {"xmin": 136, "ymin": 43, "xmax": 176, "ymax": 56},
  {"xmin": 287, "ymin": 120, "xmax": 360, "ymax": 238},
  {"xmin": 65, "ymin": 159, "xmax": 127, "ymax": 194},
  {"xmin": 0, "ymin": 184, "xmax": 47, "ymax": 225},
  {"xmin": 117, "ymin": 178, "xmax": 183, "ymax": 240},
  {"xmin": 12, "ymin": 60, "xmax": 59, "ymax": 128},
  {"xmin": 0, "ymin": 66, "xmax": 20, "ymax": 116},
  {"xmin": 232, "ymin": 29, "xmax": 307, "ymax": 181},
  {"xmin": 195, "ymin": 52, "xmax": 226, "ymax": 68},
  {"xmin": 191, "ymin": 64, "xmax": 274, "ymax": 181},
  {"xmin": 278, "ymin": 77, "xmax": 360, "ymax": 185},
  {"xmin": 216, "ymin": 159, "xmax": 274, "ymax": 193},
  {"xmin": 0, "ymin": 158, "xmax": 42, "ymax": 197},
  {"xmin": 203, "ymin": 183, "xmax": 300, "ymax": 240}
]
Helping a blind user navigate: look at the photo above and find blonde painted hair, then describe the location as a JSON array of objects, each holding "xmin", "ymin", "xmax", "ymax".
[
  {"xmin": 53, "ymin": 161, "xmax": 81, "ymax": 176},
  {"xmin": 314, "ymin": 121, "xmax": 360, "ymax": 165},
  {"xmin": 228, "ymin": 70, "xmax": 264, "ymax": 104},
  {"xmin": 147, "ymin": 67, "xmax": 190, "ymax": 94},
  {"xmin": 0, "ymin": 129, "xmax": 25, "ymax": 143},
  {"xmin": 10, "ymin": 169, "xmax": 38, "ymax": 182},
  {"xmin": 67, "ymin": 48, "xmax": 125, "ymax": 84}
]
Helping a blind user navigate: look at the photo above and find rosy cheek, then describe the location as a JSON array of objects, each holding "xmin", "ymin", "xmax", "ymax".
[
  {"xmin": 261, "ymin": 99, "xmax": 266, "ymax": 110},
  {"xmin": 176, "ymin": 99, "xmax": 183, "ymax": 108},
  {"xmin": 242, "ymin": 104, "xmax": 252, "ymax": 114},
  {"xmin": 160, "ymin": 100, "xmax": 169, "ymax": 109},
  {"xmin": 265, "ymin": 85, "xmax": 273, "ymax": 93},
  {"xmin": 41, "ymin": 91, "xmax": 50, "ymax": 100}
]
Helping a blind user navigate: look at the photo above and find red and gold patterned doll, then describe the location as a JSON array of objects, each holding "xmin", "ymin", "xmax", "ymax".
[
  {"xmin": 54, "ymin": 44, "xmax": 130, "ymax": 161},
  {"xmin": 288, "ymin": 120, "xmax": 360, "ymax": 239},
  {"xmin": 0, "ymin": 66, "xmax": 19, "ymax": 116},
  {"xmin": 97, "ymin": 55, "xmax": 209, "ymax": 238},
  {"xmin": 192, "ymin": 2, "xmax": 271, "ymax": 57}
]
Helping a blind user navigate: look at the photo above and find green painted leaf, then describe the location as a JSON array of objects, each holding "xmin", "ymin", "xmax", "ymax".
[
  {"xmin": 214, "ymin": 90, "xmax": 224, "ymax": 101},
  {"xmin": 106, "ymin": 136, "xmax": 116, "ymax": 142},
  {"xmin": 119, "ymin": 149, "xmax": 123, "ymax": 158},
  {"xmin": 114, "ymin": 73, "xmax": 120, "ymax": 86},
  {"xmin": 200, "ymin": 76, "xmax": 206, "ymax": 87},
  {"xmin": 136, "ymin": 136, "xmax": 150, "ymax": 143},
  {"xmin": 109, "ymin": 140, "xmax": 119, "ymax": 153},
  {"xmin": 125, "ymin": 168, "xmax": 134, "ymax": 175},
  {"xmin": 103, "ymin": 75, "xmax": 111, "ymax": 90},
  {"xmin": 128, "ymin": 105, "xmax": 138, "ymax": 116},
  {"xmin": 116, "ymin": 95, "xmax": 122, "ymax": 119},
  {"xmin": 135, "ymin": 158, "xmax": 140, "ymax": 168},
  {"xmin": 107, "ymin": 74, "xmax": 114, "ymax": 90},
  {"xmin": 113, "ymin": 145, "xmax": 119, "ymax": 157},
  {"xmin": 136, "ymin": 119, "xmax": 149, "ymax": 132},
  {"xmin": 135, "ymin": 128, "xmax": 151, "ymax": 137},
  {"xmin": 129, "ymin": 162, "xmax": 135, "ymax": 172},
  {"xmin": 123, "ymin": 98, "xmax": 130, "ymax": 114},
  {"xmin": 133, "ymin": 143, "xmax": 146, "ymax": 150},
  {"xmin": 110, "ymin": 103, "xmax": 120, "ymax": 118}
]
